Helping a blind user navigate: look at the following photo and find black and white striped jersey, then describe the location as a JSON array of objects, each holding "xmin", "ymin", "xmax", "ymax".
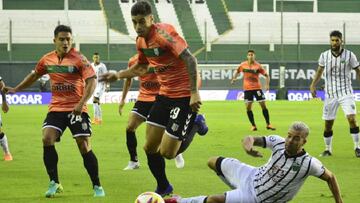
[
  {"xmin": 318, "ymin": 49, "xmax": 360, "ymax": 98},
  {"xmin": 253, "ymin": 135, "xmax": 324, "ymax": 203}
]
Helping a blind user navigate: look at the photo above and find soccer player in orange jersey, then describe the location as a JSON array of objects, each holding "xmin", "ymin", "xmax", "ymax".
[
  {"xmin": 3, "ymin": 25, "xmax": 105, "ymax": 198},
  {"xmin": 0, "ymin": 77, "xmax": 12, "ymax": 161},
  {"xmin": 100, "ymin": 1, "xmax": 206, "ymax": 196},
  {"xmin": 231, "ymin": 50, "xmax": 275, "ymax": 131}
]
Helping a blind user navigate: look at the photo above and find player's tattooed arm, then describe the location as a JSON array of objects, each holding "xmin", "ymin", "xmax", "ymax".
[
  {"xmin": 180, "ymin": 48, "xmax": 198, "ymax": 93},
  {"xmin": 319, "ymin": 168, "xmax": 343, "ymax": 203},
  {"xmin": 310, "ymin": 66, "xmax": 324, "ymax": 98},
  {"xmin": 242, "ymin": 136, "xmax": 264, "ymax": 157}
]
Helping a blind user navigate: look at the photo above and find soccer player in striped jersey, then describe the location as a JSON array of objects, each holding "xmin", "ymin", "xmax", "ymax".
[
  {"xmin": 310, "ymin": 30, "xmax": 360, "ymax": 157},
  {"xmin": 165, "ymin": 122, "xmax": 342, "ymax": 203},
  {"xmin": 91, "ymin": 53, "xmax": 108, "ymax": 125},
  {"xmin": 99, "ymin": 0, "xmax": 206, "ymax": 196},
  {"xmin": 0, "ymin": 77, "xmax": 12, "ymax": 161},
  {"xmin": 3, "ymin": 25, "xmax": 105, "ymax": 197}
]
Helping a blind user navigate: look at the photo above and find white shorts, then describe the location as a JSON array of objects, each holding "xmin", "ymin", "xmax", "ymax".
[
  {"xmin": 93, "ymin": 85, "xmax": 105, "ymax": 98},
  {"xmin": 220, "ymin": 158, "xmax": 258, "ymax": 203},
  {"xmin": 322, "ymin": 95, "xmax": 357, "ymax": 120}
]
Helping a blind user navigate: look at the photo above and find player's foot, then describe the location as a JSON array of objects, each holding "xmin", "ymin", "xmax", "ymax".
[
  {"xmin": 123, "ymin": 161, "xmax": 140, "ymax": 170},
  {"xmin": 4, "ymin": 153, "xmax": 13, "ymax": 161},
  {"xmin": 155, "ymin": 184, "xmax": 173, "ymax": 197},
  {"xmin": 266, "ymin": 124, "xmax": 276, "ymax": 130},
  {"xmin": 195, "ymin": 114, "xmax": 208, "ymax": 136},
  {"xmin": 45, "ymin": 180, "xmax": 63, "ymax": 198},
  {"xmin": 93, "ymin": 185, "xmax": 105, "ymax": 197},
  {"xmin": 91, "ymin": 118, "xmax": 101, "ymax": 125},
  {"xmin": 164, "ymin": 195, "xmax": 182, "ymax": 203},
  {"xmin": 175, "ymin": 154, "xmax": 185, "ymax": 169},
  {"xmin": 355, "ymin": 148, "xmax": 360, "ymax": 158},
  {"xmin": 320, "ymin": 150, "xmax": 332, "ymax": 157},
  {"xmin": 251, "ymin": 126, "xmax": 257, "ymax": 131}
]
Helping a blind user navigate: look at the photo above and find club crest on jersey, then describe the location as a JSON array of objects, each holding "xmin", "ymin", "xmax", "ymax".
[
  {"xmin": 291, "ymin": 162, "xmax": 301, "ymax": 171},
  {"xmin": 68, "ymin": 66, "xmax": 74, "ymax": 73},
  {"xmin": 154, "ymin": 48, "xmax": 160, "ymax": 56},
  {"xmin": 82, "ymin": 122, "xmax": 88, "ymax": 130},
  {"xmin": 171, "ymin": 123, "xmax": 179, "ymax": 132}
]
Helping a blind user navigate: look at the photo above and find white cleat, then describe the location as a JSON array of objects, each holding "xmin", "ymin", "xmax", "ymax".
[
  {"xmin": 175, "ymin": 154, "xmax": 185, "ymax": 169},
  {"xmin": 123, "ymin": 161, "xmax": 140, "ymax": 170}
]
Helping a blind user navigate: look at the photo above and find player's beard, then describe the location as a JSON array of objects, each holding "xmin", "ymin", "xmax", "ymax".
[{"xmin": 331, "ymin": 45, "xmax": 341, "ymax": 52}]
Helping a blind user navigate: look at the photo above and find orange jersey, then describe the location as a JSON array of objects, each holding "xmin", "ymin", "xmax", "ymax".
[
  {"xmin": 136, "ymin": 23, "xmax": 191, "ymax": 98},
  {"xmin": 35, "ymin": 48, "xmax": 95, "ymax": 112},
  {"xmin": 128, "ymin": 55, "xmax": 160, "ymax": 102},
  {"xmin": 237, "ymin": 61, "xmax": 266, "ymax": 91}
]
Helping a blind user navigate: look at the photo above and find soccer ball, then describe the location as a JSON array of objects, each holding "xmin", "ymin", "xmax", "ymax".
[{"xmin": 135, "ymin": 192, "xmax": 165, "ymax": 203}]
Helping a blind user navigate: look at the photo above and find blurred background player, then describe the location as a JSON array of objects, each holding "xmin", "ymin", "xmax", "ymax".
[
  {"xmin": 165, "ymin": 122, "xmax": 342, "ymax": 203},
  {"xmin": 0, "ymin": 76, "xmax": 12, "ymax": 161},
  {"xmin": 38, "ymin": 74, "xmax": 50, "ymax": 92},
  {"xmin": 100, "ymin": 1, "xmax": 206, "ymax": 196},
  {"xmin": 119, "ymin": 54, "xmax": 207, "ymax": 170},
  {"xmin": 91, "ymin": 52, "xmax": 108, "ymax": 125},
  {"xmin": 3, "ymin": 25, "xmax": 105, "ymax": 197},
  {"xmin": 231, "ymin": 50, "xmax": 275, "ymax": 131},
  {"xmin": 310, "ymin": 30, "xmax": 360, "ymax": 157}
]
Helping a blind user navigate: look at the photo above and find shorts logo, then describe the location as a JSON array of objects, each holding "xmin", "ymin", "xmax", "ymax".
[
  {"xmin": 181, "ymin": 114, "xmax": 193, "ymax": 136},
  {"xmin": 82, "ymin": 122, "xmax": 88, "ymax": 131},
  {"xmin": 171, "ymin": 123, "xmax": 179, "ymax": 132}
]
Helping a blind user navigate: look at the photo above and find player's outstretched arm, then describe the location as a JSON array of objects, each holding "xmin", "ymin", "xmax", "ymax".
[
  {"xmin": 119, "ymin": 78, "xmax": 132, "ymax": 116},
  {"xmin": 4, "ymin": 72, "xmax": 40, "ymax": 94},
  {"xmin": 73, "ymin": 77, "xmax": 96, "ymax": 115},
  {"xmin": 1, "ymin": 83, "xmax": 9, "ymax": 113},
  {"xmin": 180, "ymin": 49, "xmax": 201, "ymax": 112},
  {"xmin": 99, "ymin": 63, "xmax": 148, "ymax": 83},
  {"xmin": 264, "ymin": 73, "xmax": 270, "ymax": 91},
  {"xmin": 242, "ymin": 136, "xmax": 264, "ymax": 157},
  {"xmin": 319, "ymin": 168, "xmax": 343, "ymax": 203},
  {"xmin": 310, "ymin": 66, "xmax": 324, "ymax": 98}
]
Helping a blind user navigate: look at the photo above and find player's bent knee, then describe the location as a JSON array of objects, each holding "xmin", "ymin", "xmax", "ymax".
[
  {"xmin": 143, "ymin": 144, "xmax": 158, "ymax": 154},
  {"xmin": 160, "ymin": 149, "xmax": 176, "ymax": 159},
  {"xmin": 207, "ymin": 156, "xmax": 220, "ymax": 171}
]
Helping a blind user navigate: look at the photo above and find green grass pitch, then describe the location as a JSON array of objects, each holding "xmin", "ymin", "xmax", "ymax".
[{"xmin": 0, "ymin": 100, "xmax": 359, "ymax": 202}]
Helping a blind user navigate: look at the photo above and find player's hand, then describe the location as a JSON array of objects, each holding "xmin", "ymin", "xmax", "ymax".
[
  {"xmin": 246, "ymin": 148, "xmax": 263, "ymax": 158},
  {"xmin": 310, "ymin": 85, "xmax": 317, "ymax": 98},
  {"xmin": 190, "ymin": 91, "xmax": 202, "ymax": 113},
  {"xmin": 230, "ymin": 79, "xmax": 236, "ymax": 84},
  {"xmin": 118, "ymin": 100, "xmax": 125, "ymax": 116},
  {"xmin": 72, "ymin": 102, "xmax": 84, "ymax": 115},
  {"xmin": 2, "ymin": 86, "xmax": 16, "ymax": 94},
  {"xmin": 99, "ymin": 72, "xmax": 118, "ymax": 83},
  {"xmin": 1, "ymin": 104, "xmax": 9, "ymax": 113}
]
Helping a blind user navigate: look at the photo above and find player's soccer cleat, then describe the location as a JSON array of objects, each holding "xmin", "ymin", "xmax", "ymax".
[
  {"xmin": 251, "ymin": 126, "xmax": 257, "ymax": 131},
  {"xmin": 164, "ymin": 195, "xmax": 182, "ymax": 203},
  {"xmin": 45, "ymin": 180, "xmax": 63, "ymax": 198},
  {"xmin": 155, "ymin": 184, "xmax": 173, "ymax": 197},
  {"xmin": 320, "ymin": 150, "xmax": 332, "ymax": 157},
  {"xmin": 3, "ymin": 153, "xmax": 13, "ymax": 161},
  {"xmin": 93, "ymin": 185, "xmax": 105, "ymax": 197},
  {"xmin": 91, "ymin": 118, "xmax": 102, "ymax": 125},
  {"xmin": 175, "ymin": 154, "xmax": 185, "ymax": 169},
  {"xmin": 266, "ymin": 124, "xmax": 276, "ymax": 130},
  {"xmin": 123, "ymin": 161, "xmax": 140, "ymax": 170},
  {"xmin": 195, "ymin": 114, "xmax": 208, "ymax": 136},
  {"xmin": 355, "ymin": 148, "xmax": 360, "ymax": 158}
]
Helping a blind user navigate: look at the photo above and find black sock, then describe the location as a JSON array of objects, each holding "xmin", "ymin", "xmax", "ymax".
[
  {"xmin": 0, "ymin": 132, "xmax": 4, "ymax": 139},
  {"xmin": 82, "ymin": 150, "xmax": 100, "ymax": 187},
  {"xmin": 43, "ymin": 146, "xmax": 59, "ymax": 183},
  {"xmin": 247, "ymin": 111, "xmax": 256, "ymax": 126},
  {"xmin": 262, "ymin": 109, "xmax": 270, "ymax": 125},
  {"xmin": 177, "ymin": 124, "xmax": 198, "ymax": 155},
  {"xmin": 146, "ymin": 152, "xmax": 169, "ymax": 191},
  {"xmin": 126, "ymin": 130, "xmax": 138, "ymax": 162}
]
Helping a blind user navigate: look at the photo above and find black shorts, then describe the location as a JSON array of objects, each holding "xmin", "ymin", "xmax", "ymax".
[
  {"xmin": 244, "ymin": 89, "xmax": 266, "ymax": 103},
  {"xmin": 147, "ymin": 95, "xmax": 196, "ymax": 141},
  {"xmin": 131, "ymin": 101, "xmax": 155, "ymax": 119},
  {"xmin": 42, "ymin": 112, "xmax": 92, "ymax": 141}
]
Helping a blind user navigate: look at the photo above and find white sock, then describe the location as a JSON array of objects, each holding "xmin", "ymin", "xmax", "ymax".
[
  {"xmin": 351, "ymin": 133, "xmax": 359, "ymax": 149},
  {"xmin": 180, "ymin": 196, "xmax": 207, "ymax": 203},
  {"xmin": 324, "ymin": 136, "xmax": 333, "ymax": 152},
  {"xmin": 98, "ymin": 104, "xmax": 102, "ymax": 120},
  {"xmin": 93, "ymin": 103, "xmax": 99, "ymax": 120},
  {"xmin": 0, "ymin": 134, "xmax": 10, "ymax": 154}
]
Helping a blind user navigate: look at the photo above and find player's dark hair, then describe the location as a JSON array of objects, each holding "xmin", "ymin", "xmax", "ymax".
[
  {"xmin": 54, "ymin": 25, "xmax": 72, "ymax": 37},
  {"xmin": 248, "ymin": 50, "xmax": 255, "ymax": 54},
  {"xmin": 93, "ymin": 52, "xmax": 99, "ymax": 55},
  {"xmin": 330, "ymin": 30, "xmax": 342, "ymax": 39},
  {"xmin": 131, "ymin": 1, "xmax": 152, "ymax": 16}
]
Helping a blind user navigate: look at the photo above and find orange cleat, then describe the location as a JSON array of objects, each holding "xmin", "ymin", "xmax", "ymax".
[
  {"xmin": 251, "ymin": 126, "xmax": 257, "ymax": 131},
  {"xmin": 266, "ymin": 124, "xmax": 276, "ymax": 131},
  {"xmin": 91, "ymin": 119, "xmax": 102, "ymax": 125},
  {"xmin": 4, "ymin": 153, "xmax": 13, "ymax": 161}
]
